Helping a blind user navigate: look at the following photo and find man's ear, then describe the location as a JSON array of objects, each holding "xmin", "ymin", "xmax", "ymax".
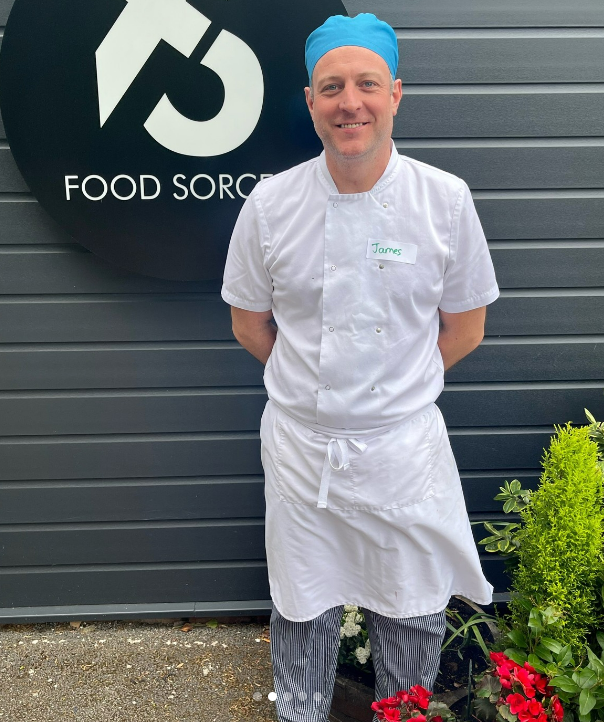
[
  {"xmin": 304, "ymin": 86, "xmax": 314, "ymax": 117},
  {"xmin": 391, "ymin": 78, "xmax": 403, "ymax": 116}
]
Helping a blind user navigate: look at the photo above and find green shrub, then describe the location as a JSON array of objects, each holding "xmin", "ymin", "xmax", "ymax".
[{"xmin": 510, "ymin": 423, "xmax": 604, "ymax": 652}]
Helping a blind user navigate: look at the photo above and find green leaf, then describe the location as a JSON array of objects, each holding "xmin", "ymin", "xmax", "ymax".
[
  {"xmin": 507, "ymin": 630, "xmax": 529, "ymax": 648},
  {"xmin": 485, "ymin": 542, "xmax": 502, "ymax": 553},
  {"xmin": 550, "ymin": 676, "xmax": 581, "ymax": 694},
  {"xmin": 587, "ymin": 647, "xmax": 604, "ymax": 676},
  {"xmin": 499, "ymin": 705, "xmax": 519, "ymax": 722},
  {"xmin": 576, "ymin": 669, "xmax": 599, "ymax": 690},
  {"xmin": 206, "ymin": 618, "xmax": 218, "ymax": 628},
  {"xmin": 528, "ymin": 654, "xmax": 547, "ymax": 673},
  {"xmin": 534, "ymin": 644, "xmax": 554, "ymax": 662},
  {"xmin": 503, "ymin": 499, "xmax": 517, "ymax": 513},
  {"xmin": 540, "ymin": 637, "xmax": 564, "ymax": 655},
  {"xmin": 497, "ymin": 538, "xmax": 511, "ymax": 553},
  {"xmin": 556, "ymin": 645, "xmax": 574, "ymax": 667},
  {"xmin": 510, "ymin": 479, "xmax": 522, "ymax": 493},
  {"xmin": 505, "ymin": 648, "xmax": 528, "ymax": 665},
  {"xmin": 528, "ymin": 609, "xmax": 544, "ymax": 633},
  {"xmin": 473, "ymin": 697, "xmax": 498, "ymax": 722},
  {"xmin": 597, "ymin": 633, "xmax": 604, "ymax": 651},
  {"xmin": 580, "ymin": 690, "xmax": 598, "ymax": 716}
]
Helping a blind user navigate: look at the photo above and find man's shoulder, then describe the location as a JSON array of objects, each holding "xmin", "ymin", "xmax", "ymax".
[{"xmin": 397, "ymin": 153, "xmax": 466, "ymax": 194}]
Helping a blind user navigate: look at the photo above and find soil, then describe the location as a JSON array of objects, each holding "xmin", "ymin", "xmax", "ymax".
[{"xmin": 335, "ymin": 599, "xmax": 505, "ymax": 717}]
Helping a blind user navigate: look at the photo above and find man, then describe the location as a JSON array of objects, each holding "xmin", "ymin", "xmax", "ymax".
[{"xmin": 221, "ymin": 13, "xmax": 499, "ymax": 722}]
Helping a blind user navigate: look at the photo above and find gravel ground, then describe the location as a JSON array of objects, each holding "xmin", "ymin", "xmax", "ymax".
[{"xmin": 0, "ymin": 617, "xmax": 280, "ymax": 722}]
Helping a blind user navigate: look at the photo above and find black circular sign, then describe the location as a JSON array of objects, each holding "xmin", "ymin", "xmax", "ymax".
[{"xmin": 0, "ymin": 0, "xmax": 346, "ymax": 280}]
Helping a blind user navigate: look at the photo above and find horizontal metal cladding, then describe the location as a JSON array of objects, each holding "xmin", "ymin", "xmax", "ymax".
[
  {"xmin": 0, "ymin": 383, "xmax": 602, "ymax": 436},
  {"xmin": 0, "ymin": 428, "xmax": 562, "ymax": 480},
  {"xmin": 343, "ymin": 0, "xmax": 604, "ymax": 27},
  {"xmin": 0, "ymin": 292, "xmax": 603, "ymax": 342},
  {"xmin": 1, "ymin": 0, "xmax": 604, "ymax": 28},
  {"xmin": 0, "ymin": 193, "xmax": 603, "ymax": 245},
  {"xmin": 0, "ymin": 473, "xmax": 539, "ymax": 524},
  {"xmin": 3, "ymin": 143, "xmax": 604, "ymax": 194},
  {"xmin": 0, "ymin": 562, "xmax": 272, "ymax": 609},
  {"xmin": 0, "ymin": 242, "xmax": 604, "ymax": 292},
  {"xmin": 1, "ymin": 88, "xmax": 604, "ymax": 141},
  {"xmin": 0, "ymin": 514, "xmax": 523, "ymax": 567},
  {"xmin": 0, "ymin": 1, "xmax": 602, "ymax": 619},
  {"xmin": 0, "ymin": 558, "xmax": 510, "ymax": 608},
  {"xmin": 0, "ymin": 339, "xmax": 602, "ymax": 389}
]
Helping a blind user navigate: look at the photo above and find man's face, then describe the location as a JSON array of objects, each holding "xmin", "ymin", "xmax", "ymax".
[{"xmin": 304, "ymin": 46, "xmax": 402, "ymax": 164}]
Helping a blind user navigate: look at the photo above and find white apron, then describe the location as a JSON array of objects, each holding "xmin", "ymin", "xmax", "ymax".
[{"xmin": 260, "ymin": 397, "xmax": 493, "ymax": 622}]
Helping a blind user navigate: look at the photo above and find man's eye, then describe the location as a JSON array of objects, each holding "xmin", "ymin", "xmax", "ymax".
[
  {"xmin": 362, "ymin": 81, "xmax": 376, "ymax": 87},
  {"xmin": 323, "ymin": 84, "xmax": 339, "ymax": 91}
]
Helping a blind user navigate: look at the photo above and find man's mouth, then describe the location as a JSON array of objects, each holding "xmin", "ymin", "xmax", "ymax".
[{"xmin": 337, "ymin": 122, "xmax": 368, "ymax": 128}]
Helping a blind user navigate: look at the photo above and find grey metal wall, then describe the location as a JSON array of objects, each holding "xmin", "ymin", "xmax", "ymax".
[{"xmin": 0, "ymin": 0, "xmax": 603, "ymax": 622}]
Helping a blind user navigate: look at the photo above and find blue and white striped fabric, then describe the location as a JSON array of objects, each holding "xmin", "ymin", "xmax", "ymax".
[{"xmin": 269, "ymin": 603, "xmax": 447, "ymax": 722}]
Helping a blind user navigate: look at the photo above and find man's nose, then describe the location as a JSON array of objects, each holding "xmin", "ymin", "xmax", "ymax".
[{"xmin": 338, "ymin": 84, "xmax": 362, "ymax": 113}]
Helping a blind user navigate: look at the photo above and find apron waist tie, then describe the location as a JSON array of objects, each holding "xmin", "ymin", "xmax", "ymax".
[{"xmin": 318, "ymin": 437, "xmax": 368, "ymax": 509}]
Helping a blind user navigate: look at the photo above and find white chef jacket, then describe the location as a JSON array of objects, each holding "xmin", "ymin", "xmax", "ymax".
[{"xmin": 221, "ymin": 141, "xmax": 500, "ymax": 621}]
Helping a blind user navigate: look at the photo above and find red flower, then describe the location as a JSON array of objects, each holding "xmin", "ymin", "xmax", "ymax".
[
  {"xmin": 524, "ymin": 662, "xmax": 537, "ymax": 674},
  {"xmin": 551, "ymin": 695, "xmax": 564, "ymax": 722},
  {"xmin": 432, "ymin": 717, "xmax": 443, "ymax": 722},
  {"xmin": 500, "ymin": 678, "xmax": 513, "ymax": 690},
  {"xmin": 514, "ymin": 668, "xmax": 536, "ymax": 698},
  {"xmin": 528, "ymin": 699, "xmax": 544, "ymax": 716},
  {"xmin": 411, "ymin": 715, "xmax": 426, "ymax": 722},
  {"xmin": 396, "ymin": 691, "xmax": 410, "ymax": 704},
  {"xmin": 408, "ymin": 685, "xmax": 432, "ymax": 710},
  {"xmin": 533, "ymin": 675, "xmax": 548, "ymax": 694},
  {"xmin": 497, "ymin": 664, "xmax": 512, "ymax": 680},
  {"xmin": 506, "ymin": 693, "xmax": 528, "ymax": 715},
  {"xmin": 490, "ymin": 651, "xmax": 509, "ymax": 666},
  {"xmin": 384, "ymin": 709, "xmax": 401, "ymax": 721}
]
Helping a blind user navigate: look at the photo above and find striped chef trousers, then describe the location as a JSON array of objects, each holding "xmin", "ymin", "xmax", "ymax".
[{"xmin": 269, "ymin": 603, "xmax": 447, "ymax": 722}]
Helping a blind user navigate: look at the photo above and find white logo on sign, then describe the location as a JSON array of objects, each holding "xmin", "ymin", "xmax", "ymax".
[{"xmin": 95, "ymin": 0, "xmax": 264, "ymax": 157}]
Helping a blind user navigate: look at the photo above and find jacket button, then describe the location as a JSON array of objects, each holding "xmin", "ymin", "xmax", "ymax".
[
  {"xmin": 333, "ymin": 202, "xmax": 338, "ymax": 208},
  {"xmin": 371, "ymin": 386, "xmax": 376, "ymax": 391},
  {"xmin": 325, "ymin": 385, "xmax": 331, "ymax": 390},
  {"xmin": 379, "ymin": 264, "xmax": 384, "ymax": 269},
  {"xmin": 329, "ymin": 326, "xmax": 334, "ymax": 332},
  {"xmin": 376, "ymin": 328, "xmax": 382, "ymax": 333},
  {"xmin": 382, "ymin": 202, "xmax": 388, "ymax": 208}
]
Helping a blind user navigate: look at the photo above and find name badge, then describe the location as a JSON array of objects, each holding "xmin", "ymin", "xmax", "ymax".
[{"xmin": 366, "ymin": 239, "xmax": 417, "ymax": 264}]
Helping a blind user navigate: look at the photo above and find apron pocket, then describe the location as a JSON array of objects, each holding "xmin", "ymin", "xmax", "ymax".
[{"xmin": 348, "ymin": 407, "xmax": 437, "ymax": 512}]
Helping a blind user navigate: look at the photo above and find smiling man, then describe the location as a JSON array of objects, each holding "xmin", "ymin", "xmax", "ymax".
[{"xmin": 221, "ymin": 13, "xmax": 500, "ymax": 722}]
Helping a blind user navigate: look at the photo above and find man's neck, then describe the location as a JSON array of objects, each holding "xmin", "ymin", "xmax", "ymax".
[{"xmin": 324, "ymin": 142, "xmax": 392, "ymax": 194}]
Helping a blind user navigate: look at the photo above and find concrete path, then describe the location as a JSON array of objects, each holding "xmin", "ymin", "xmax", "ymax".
[{"xmin": 0, "ymin": 617, "xmax": 279, "ymax": 722}]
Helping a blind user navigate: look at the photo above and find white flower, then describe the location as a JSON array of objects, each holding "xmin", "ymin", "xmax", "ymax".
[
  {"xmin": 365, "ymin": 639, "xmax": 371, "ymax": 651},
  {"xmin": 339, "ymin": 626, "xmax": 345, "ymax": 639},
  {"xmin": 354, "ymin": 647, "xmax": 370, "ymax": 664},
  {"xmin": 341, "ymin": 621, "xmax": 361, "ymax": 638},
  {"xmin": 344, "ymin": 605, "xmax": 358, "ymax": 613}
]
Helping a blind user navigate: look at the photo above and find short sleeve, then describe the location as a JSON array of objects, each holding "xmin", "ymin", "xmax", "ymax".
[
  {"xmin": 439, "ymin": 180, "xmax": 500, "ymax": 313},
  {"xmin": 221, "ymin": 189, "xmax": 273, "ymax": 312}
]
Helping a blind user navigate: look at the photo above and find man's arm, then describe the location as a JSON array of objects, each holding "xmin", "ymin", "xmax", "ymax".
[
  {"xmin": 437, "ymin": 306, "xmax": 486, "ymax": 371},
  {"xmin": 231, "ymin": 307, "xmax": 277, "ymax": 365}
]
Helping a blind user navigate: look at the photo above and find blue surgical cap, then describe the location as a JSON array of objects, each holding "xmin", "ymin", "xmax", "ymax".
[{"xmin": 305, "ymin": 13, "xmax": 398, "ymax": 84}]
